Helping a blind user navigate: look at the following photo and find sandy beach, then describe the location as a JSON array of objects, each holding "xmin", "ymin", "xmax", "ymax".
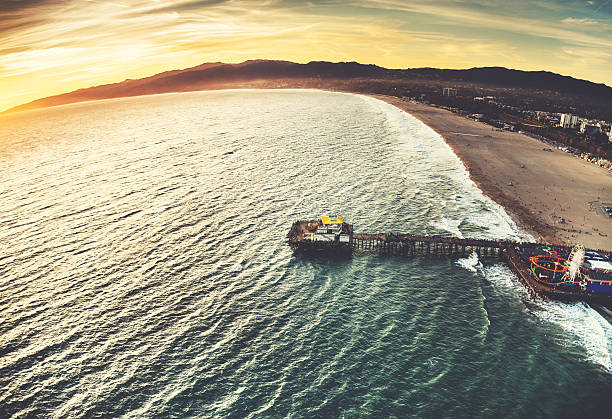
[{"xmin": 374, "ymin": 95, "xmax": 612, "ymax": 250}]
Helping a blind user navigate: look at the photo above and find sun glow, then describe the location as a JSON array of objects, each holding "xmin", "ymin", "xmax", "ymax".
[{"xmin": 1, "ymin": 0, "xmax": 611, "ymax": 112}]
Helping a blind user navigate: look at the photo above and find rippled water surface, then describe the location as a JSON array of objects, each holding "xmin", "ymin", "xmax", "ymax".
[{"xmin": 1, "ymin": 90, "xmax": 611, "ymax": 417}]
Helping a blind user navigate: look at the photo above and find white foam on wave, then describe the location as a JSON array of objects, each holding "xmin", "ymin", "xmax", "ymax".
[
  {"xmin": 532, "ymin": 301, "xmax": 612, "ymax": 372},
  {"xmin": 436, "ymin": 216, "xmax": 464, "ymax": 239},
  {"xmin": 456, "ymin": 251, "xmax": 482, "ymax": 273},
  {"xmin": 481, "ymin": 264, "xmax": 524, "ymax": 295},
  {"xmin": 458, "ymin": 252, "xmax": 490, "ymax": 341},
  {"xmin": 358, "ymin": 94, "xmax": 533, "ymax": 242},
  {"xmin": 482, "ymin": 264, "xmax": 612, "ymax": 372}
]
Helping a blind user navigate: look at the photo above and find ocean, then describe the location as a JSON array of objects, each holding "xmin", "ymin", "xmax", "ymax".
[{"xmin": 0, "ymin": 89, "xmax": 610, "ymax": 417}]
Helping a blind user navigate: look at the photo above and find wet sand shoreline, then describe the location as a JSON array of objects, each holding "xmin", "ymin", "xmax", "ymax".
[{"xmin": 372, "ymin": 94, "xmax": 612, "ymax": 250}]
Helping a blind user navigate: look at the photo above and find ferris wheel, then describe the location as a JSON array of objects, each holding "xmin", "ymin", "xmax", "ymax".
[{"xmin": 562, "ymin": 244, "xmax": 587, "ymax": 289}]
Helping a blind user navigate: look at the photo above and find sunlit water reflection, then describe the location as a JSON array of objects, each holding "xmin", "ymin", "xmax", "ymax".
[{"xmin": 0, "ymin": 90, "xmax": 610, "ymax": 417}]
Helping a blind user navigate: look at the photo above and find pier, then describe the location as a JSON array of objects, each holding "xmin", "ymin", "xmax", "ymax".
[
  {"xmin": 350, "ymin": 233, "xmax": 507, "ymax": 258},
  {"xmin": 288, "ymin": 218, "xmax": 612, "ymax": 307},
  {"xmin": 286, "ymin": 219, "xmax": 508, "ymax": 258}
]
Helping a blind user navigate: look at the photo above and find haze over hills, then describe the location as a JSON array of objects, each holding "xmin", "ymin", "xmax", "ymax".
[{"xmin": 4, "ymin": 60, "xmax": 612, "ymax": 120}]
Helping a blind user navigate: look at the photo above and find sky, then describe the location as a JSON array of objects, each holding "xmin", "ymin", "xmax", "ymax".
[{"xmin": 0, "ymin": 0, "xmax": 611, "ymax": 111}]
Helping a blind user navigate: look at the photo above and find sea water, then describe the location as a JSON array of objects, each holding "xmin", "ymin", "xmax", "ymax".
[{"xmin": 0, "ymin": 90, "xmax": 610, "ymax": 417}]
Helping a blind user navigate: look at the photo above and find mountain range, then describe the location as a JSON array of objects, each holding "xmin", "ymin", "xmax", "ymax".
[{"xmin": 5, "ymin": 60, "xmax": 612, "ymax": 119}]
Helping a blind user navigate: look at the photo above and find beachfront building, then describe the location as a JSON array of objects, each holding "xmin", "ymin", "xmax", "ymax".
[
  {"xmin": 443, "ymin": 87, "xmax": 457, "ymax": 97},
  {"xmin": 559, "ymin": 113, "xmax": 578, "ymax": 129},
  {"xmin": 580, "ymin": 121, "xmax": 602, "ymax": 136}
]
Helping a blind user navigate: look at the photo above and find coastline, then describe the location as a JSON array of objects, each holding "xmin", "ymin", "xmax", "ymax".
[{"xmin": 370, "ymin": 94, "xmax": 612, "ymax": 250}]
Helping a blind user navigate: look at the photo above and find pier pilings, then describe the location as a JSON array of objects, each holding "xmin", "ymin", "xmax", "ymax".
[{"xmin": 350, "ymin": 233, "xmax": 507, "ymax": 258}]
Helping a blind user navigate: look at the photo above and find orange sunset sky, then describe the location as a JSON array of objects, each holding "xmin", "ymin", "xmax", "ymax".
[{"xmin": 1, "ymin": 0, "xmax": 611, "ymax": 112}]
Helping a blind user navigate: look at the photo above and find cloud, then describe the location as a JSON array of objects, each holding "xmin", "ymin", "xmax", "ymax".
[
  {"xmin": 128, "ymin": 0, "xmax": 232, "ymax": 15},
  {"xmin": 0, "ymin": 0, "xmax": 611, "ymax": 111},
  {"xmin": 559, "ymin": 45, "xmax": 612, "ymax": 62},
  {"xmin": 594, "ymin": 0, "xmax": 611, "ymax": 12},
  {"xmin": 562, "ymin": 17, "xmax": 600, "ymax": 24},
  {"xmin": 354, "ymin": 0, "xmax": 612, "ymax": 48},
  {"xmin": 0, "ymin": 0, "xmax": 65, "ymax": 13}
]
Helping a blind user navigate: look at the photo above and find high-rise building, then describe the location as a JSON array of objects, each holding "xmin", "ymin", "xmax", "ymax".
[
  {"xmin": 559, "ymin": 113, "xmax": 578, "ymax": 129},
  {"xmin": 580, "ymin": 121, "xmax": 601, "ymax": 136}
]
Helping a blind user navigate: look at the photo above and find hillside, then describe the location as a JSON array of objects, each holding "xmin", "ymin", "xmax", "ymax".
[{"xmin": 5, "ymin": 60, "xmax": 612, "ymax": 120}]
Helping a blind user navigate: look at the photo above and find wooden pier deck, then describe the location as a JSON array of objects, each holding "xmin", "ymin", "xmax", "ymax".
[{"xmin": 350, "ymin": 233, "xmax": 510, "ymax": 258}]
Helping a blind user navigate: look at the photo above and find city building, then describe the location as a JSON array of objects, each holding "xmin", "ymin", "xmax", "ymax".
[
  {"xmin": 442, "ymin": 87, "xmax": 457, "ymax": 97},
  {"xmin": 580, "ymin": 121, "xmax": 601, "ymax": 136},
  {"xmin": 559, "ymin": 113, "xmax": 578, "ymax": 129}
]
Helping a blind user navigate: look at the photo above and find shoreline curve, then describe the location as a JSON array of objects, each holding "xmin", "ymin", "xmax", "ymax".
[{"xmin": 369, "ymin": 94, "xmax": 612, "ymax": 250}]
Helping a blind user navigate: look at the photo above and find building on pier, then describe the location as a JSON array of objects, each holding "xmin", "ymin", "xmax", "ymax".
[
  {"xmin": 288, "ymin": 217, "xmax": 612, "ymax": 307},
  {"xmin": 287, "ymin": 216, "xmax": 353, "ymax": 253},
  {"xmin": 310, "ymin": 216, "xmax": 351, "ymax": 243}
]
